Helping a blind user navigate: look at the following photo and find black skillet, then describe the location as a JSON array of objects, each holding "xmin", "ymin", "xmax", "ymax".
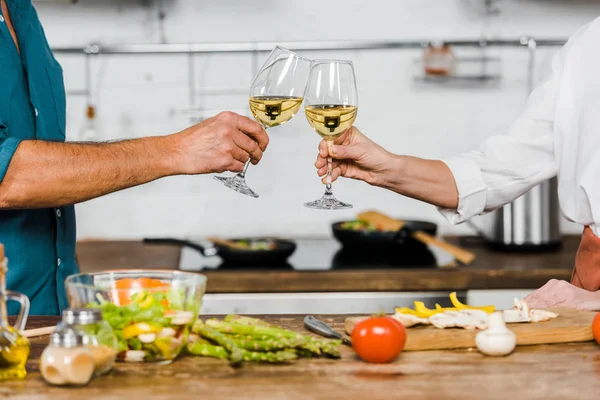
[
  {"xmin": 143, "ymin": 237, "xmax": 297, "ymax": 266},
  {"xmin": 331, "ymin": 219, "xmax": 438, "ymax": 251}
]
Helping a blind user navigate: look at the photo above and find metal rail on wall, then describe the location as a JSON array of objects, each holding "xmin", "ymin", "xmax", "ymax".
[
  {"xmin": 52, "ymin": 37, "xmax": 566, "ymax": 123},
  {"xmin": 51, "ymin": 37, "xmax": 566, "ymax": 55}
]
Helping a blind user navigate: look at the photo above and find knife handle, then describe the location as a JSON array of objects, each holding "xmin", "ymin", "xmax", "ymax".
[{"xmin": 304, "ymin": 316, "xmax": 352, "ymax": 346}]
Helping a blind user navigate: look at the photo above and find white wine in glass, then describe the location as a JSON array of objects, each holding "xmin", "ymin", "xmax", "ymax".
[
  {"xmin": 304, "ymin": 60, "xmax": 358, "ymax": 210},
  {"xmin": 249, "ymin": 96, "xmax": 304, "ymax": 128},
  {"xmin": 214, "ymin": 47, "xmax": 311, "ymax": 198},
  {"xmin": 305, "ymin": 105, "xmax": 358, "ymax": 139}
]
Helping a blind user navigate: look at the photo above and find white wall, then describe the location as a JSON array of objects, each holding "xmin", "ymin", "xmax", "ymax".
[{"xmin": 32, "ymin": 0, "xmax": 600, "ymax": 239}]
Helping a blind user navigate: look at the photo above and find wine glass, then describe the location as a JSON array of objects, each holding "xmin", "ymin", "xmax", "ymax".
[
  {"xmin": 213, "ymin": 46, "xmax": 312, "ymax": 198},
  {"xmin": 303, "ymin": 60, "xmax": 358, "ymax": 210}
]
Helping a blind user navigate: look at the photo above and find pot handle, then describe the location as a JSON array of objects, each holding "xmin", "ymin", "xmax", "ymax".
[{"xmin": 142, "ymin": 238, "xmax": 214, "ymax": 257}]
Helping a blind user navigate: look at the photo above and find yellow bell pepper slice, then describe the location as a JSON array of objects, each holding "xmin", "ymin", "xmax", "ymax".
[
  {"xmin": 138, "ymin": 294, "xmax": 154, "ymax": 309},
  {"xmin": 122, "ymin": 322, "xmax": 161, "ymax": 339},
  {"xmin": 394, "ymin": 307, "xmax": 424, "ymax": 316},
  {"xmin": 449, "ymin": 292, "xmax": 495, "ymax": 313},
  {"xmin": 415, "ymin": 301, "xmax": 460, "ymax": 316},
  {"xmin": 413, "ymin": 301, "xmax": 444, "ymax": 317},
  {"xmin": 154, "ymin": 337, "xmax": 175, "ymax": 358}
]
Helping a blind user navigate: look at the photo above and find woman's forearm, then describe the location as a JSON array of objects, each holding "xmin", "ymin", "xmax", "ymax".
[
  {"xmin": 0, "ymin": 136, "xmax": 177, "ymax": 209},
  {"xmin": 373, "ymin": 154, "xmax": 459, "ymax": 210}
]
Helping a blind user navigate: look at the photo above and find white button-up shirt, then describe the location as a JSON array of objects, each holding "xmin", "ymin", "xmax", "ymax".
[{"xmin": 439, "ymin": 17, "xmax": 600, "ymax": 237}]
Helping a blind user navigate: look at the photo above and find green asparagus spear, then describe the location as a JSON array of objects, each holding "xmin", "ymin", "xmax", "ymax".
[
  {"xmin": 188, "ymin": 341, "xmax": 297, "ymax": 364},
  {"xmin": 241, "ymin": 349, "xmax": 297, "ymax": 363},
  {"xmin": 229, "ymin": 333, "xmax": 273, "ymax": 341},
  {"xmin": 299, "ymin": 339, "xmax": 322, "ymax": 354},
  {"xmin": 187, "ymin": 342, "xmax": 229, "ymax": 359},
  {"xmin": 224, "ymin": 315, "xmax": 275, "ymax": 327},
  {"xmin": 231, "ymin": 337, "xmax": 303, "ymax": 352},
  {"xmin": 319, "ymin": 339, "xmax": 342, "ymax": 358},
  {"xmin": 195, "ymin": 323, "xmax": 244, "ymax": 364},
  {"xmin": 294, "ymin": 348, "xmax": 314, "ymax": 358},
  {"xmin": 205, "ymin": 319, "xmax": 305, "ymax": 341}
]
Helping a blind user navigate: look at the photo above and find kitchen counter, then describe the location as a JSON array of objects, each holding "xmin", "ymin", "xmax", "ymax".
[
  {"xmin": 75, "ymin": 235, "xmax": 578, "ymax": 293},
  {"xmin": 6, "ymin": 315, "xmax": 600, "ymax": 400}
]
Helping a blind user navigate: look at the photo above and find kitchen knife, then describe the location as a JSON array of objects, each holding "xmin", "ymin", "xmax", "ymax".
[{"xmin": 303, "ymin": 315, "xmax": 352, "ymax": 346}]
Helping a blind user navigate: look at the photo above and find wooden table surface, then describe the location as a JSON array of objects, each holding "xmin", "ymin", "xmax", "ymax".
[
  {"xmin": 6, "ymin": 315, "xmax": 600, "ymax": 400},
  {"xmin": 75, "ymin": 236, "xmax": 578, "ymax": 293}
]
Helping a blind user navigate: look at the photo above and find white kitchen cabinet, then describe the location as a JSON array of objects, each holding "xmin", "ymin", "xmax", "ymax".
[
  {"xmin": 200, "ymin": 290, "xmax": 534, "ymax": 315},
  {"xmin": 467, "ymin": 289, "xmax": 535, "ymax": 310},
  {"xmin": 200, "ymin": 291, "xmax": 467, "ymax": 315}
]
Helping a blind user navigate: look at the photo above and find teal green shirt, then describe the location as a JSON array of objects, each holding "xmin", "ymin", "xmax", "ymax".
[{"xmin": 0, "ymin": 0, "xmax": 78, "ymax": 315}]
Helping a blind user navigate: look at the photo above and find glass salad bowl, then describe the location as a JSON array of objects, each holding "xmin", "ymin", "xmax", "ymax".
[{"xmin": 65, "ymin": 270, "xmax": 207, "ymax": 364}]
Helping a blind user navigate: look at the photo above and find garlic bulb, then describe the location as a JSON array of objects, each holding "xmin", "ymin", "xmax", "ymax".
[{"xmin": 475, "ymin": 312, "xmax": 516, "ymax": 356}]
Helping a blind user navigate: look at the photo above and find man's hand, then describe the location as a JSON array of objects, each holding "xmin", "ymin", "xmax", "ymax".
[
  {"xmin": 523, "ymin": 279, "xmax": 600, "ymax": 310},
  {"xmin": 314, "ymin": 126, "xmax": 395, "ymax": 185},
  {"xmin": 174, "ymin": 111, "xmax": 269, "ymax": 175}
]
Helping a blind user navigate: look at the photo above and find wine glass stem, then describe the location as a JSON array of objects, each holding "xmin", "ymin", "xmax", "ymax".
[
  {"xmin": 238, "ymin": 160, "xmax": 251, "ymax": 179},
  {"xmin": 325, "ymin": 140, "xmax": 333, "ymax": 194},
  {"xmin": 238, "ymin": 124, "xmax": 268, "ymax": 179}
]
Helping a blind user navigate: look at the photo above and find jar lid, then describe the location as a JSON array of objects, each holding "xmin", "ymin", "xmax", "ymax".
[
  {"xmin": 50, "ymin": 328, "xmax": 85, "ymax": 348},
  {"xmin": 62, "ymin": 308, "xmax": 102, "ymax": 325}
]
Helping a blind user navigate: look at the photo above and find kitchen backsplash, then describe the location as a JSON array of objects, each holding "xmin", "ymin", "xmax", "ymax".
[{"xmin": 33, "ymin": 0, "xmax": 599, "ymax": 239}]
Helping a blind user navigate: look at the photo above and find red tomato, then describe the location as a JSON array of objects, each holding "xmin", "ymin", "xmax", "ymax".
[
  {"xmin": 351, "ymin": 316, "xmax": 406, "ymax": 363},
  {"xmin": 112, "ymin": 278, "xmax": 170, "ymax": 306},
  {"xmin": 592, "ymin": 313, "xmax": 600, "ymax": 344}
]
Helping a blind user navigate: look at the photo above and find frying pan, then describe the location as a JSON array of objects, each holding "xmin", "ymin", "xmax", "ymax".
[
  {"xmin": 331, "ymin": 219, "xmax": 438, "ymax": 250},
  {"xmin": 143, "ymin": 237, "xmax": 297, "ymax": 266}
]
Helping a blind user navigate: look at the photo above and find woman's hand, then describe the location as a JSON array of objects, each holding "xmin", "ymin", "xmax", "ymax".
[
  {"xmin": 314, "ymin": 126, "xmax": 397, "ymax": 186},
  {"xmin": 523, "ymin": 279, "xmax": 600, "ymax": 310},
  {"xmin": 314, "ymin": 126, "xmax": 460, "ymax": 209}
]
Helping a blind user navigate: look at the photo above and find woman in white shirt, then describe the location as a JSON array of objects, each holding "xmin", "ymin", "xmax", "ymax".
[{"xmin": 315, "ymin": 18, "xmax": 600, "ymax": 310}]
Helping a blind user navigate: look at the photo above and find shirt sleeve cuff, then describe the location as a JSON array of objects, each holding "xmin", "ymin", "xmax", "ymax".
[
  {"xmin": 0, "ymin": 137, "xmax": 23, "ymax": 183},
  {"xmin": 437, "ymin": 155, "xmax": 487, "ymax": 225}
]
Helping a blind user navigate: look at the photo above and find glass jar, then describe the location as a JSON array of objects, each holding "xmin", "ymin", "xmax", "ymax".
[
  {"xmin": 55, "ymin": 308, "xmax": 117, "ymax": 375},
  {"xmin": 0, "ymin": 245, "xmax": 30, "ymax": 382},
  {"xmin": 40, "ymin": 329, "xmax": 95, "ymax": 387},
  {"xmin": 422, "ymin": 43, "xmax": 455, "ymax": 76}
]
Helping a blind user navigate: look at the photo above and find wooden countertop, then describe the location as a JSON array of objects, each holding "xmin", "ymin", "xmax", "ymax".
[
  {"xmin": 6, "ymin": 315, "xmax": 600, "ymax": 400},
  {"xmin": 75, "ymin": 236, "xmax": 579, "ymax": 293}
]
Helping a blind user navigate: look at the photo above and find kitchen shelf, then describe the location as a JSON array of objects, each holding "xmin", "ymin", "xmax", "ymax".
[{"xmin": 413, "ymin": 56, "xmax": 502, "ymax": 87}]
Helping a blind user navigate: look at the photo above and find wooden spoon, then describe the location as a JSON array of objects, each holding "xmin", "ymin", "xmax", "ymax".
[
  {"xmin": 357, "ymin": 210, "xmax": 476, "ymax": 265},
  {"xmin": 23, "ymin": 325, "xmax": 55, "ymax": 338}
]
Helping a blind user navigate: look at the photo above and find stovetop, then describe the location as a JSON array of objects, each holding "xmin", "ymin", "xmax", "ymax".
[{"xmin": 178, "ymin": 238, "xmax": 455, "ymax": 272}]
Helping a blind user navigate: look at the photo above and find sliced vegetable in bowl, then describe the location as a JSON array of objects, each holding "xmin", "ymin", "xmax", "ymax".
[
  {"xmin": 340, "ymin": 220, "xmax": 383, "ymax": 232},
  {"xmin": 65, "ymin": 270, "xmax": 206, "ymax": 363},
  {"xmin": 231, "ymin": 239, "xmax": 277, "ymax": 251}
]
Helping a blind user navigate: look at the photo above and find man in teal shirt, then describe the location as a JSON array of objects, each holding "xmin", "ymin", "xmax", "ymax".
[{"xmin": 0, "ymin": 0, "xmax": 268, "ymax": 315}]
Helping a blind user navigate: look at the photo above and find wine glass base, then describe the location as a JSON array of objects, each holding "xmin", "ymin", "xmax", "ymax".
[
  {"xmin": 304, "ymin": 193, "xmax": 352, "ymax": 210},
  {"xmin": 213, "ymin": 175, "xmax": 259, "ymax": 198}
]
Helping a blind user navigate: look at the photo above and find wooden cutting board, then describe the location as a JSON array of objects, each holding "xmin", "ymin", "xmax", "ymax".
[{"xmin": 345, "ymin": 307, "xmax": 595, "ymax": 351}]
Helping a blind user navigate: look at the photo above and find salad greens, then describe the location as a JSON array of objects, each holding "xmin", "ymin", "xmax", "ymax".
[{"xmin": 87, "ymin": 288, "xmax": 198, "ymax": 362}]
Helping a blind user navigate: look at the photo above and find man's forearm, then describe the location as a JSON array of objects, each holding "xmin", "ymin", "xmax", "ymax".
[
  {"xmin": 0, "ymin": 136, "xmax": 178, "ymax": 209},
  {"xmin": 374, "ymin": 155, "xmax": 459, "ymax": 210}
]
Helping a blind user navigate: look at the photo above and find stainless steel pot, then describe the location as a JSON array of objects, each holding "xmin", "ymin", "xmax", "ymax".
[{"xmin": 470, "ymin": 177, "xmax": 562, "ymax": 251}]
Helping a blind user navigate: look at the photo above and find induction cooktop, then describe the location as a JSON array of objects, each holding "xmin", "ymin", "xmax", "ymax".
[{"xmin": 178, "ymin": 238, "xmax": 454, "ymax": 272}]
